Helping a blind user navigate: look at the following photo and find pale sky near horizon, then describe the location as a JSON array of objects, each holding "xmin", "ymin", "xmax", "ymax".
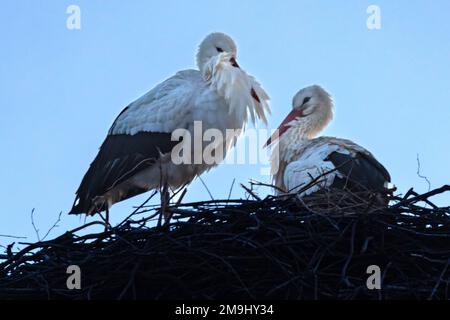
[{"xmin": 1, "ymin": 1, "xmax": 449, "ymax": 246}]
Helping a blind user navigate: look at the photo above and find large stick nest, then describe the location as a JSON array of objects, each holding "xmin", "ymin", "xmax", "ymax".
[{"xmin": 0, "ymin": 185, "xmax": 449, "ymax": 300}]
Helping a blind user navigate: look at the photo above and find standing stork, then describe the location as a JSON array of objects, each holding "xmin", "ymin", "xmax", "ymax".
[
  {"xmin": 266, "ymin": 85, "xmax": 391, "ymax": 201},
  {"xmin": 69, "ymin": 32, "xmax": 270, "ymax": 221}
]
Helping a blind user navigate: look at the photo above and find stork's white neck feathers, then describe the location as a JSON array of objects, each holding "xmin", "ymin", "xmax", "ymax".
[
  {"xmin": 202, "ymin": 53, "xmax": 270, "ymax": 126},
  {"xmin": 280, "ymin": 103, "xmax": 332, "ymax": 160},
  {"xmin": 194, "ymin": 32, "xmax": 270, "ymax": 127}
]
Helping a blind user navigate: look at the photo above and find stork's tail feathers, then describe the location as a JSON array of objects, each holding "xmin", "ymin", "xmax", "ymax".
[{"xmin": 68, "ymin": 196, "xmax": 104, "ymax": 216}]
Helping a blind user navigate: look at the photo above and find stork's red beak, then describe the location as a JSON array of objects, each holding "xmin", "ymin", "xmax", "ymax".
[
  {"xmin": 229, "ymin": 57, "xmax": 261, "ymax": 104},
  {"xmin": 230, "ymin": 57, "xmax": 240, "ymax": 68},
  {"xmin": 251, "ymin": 88, "xmax": 261, "ymax": 103},
  {"xmin": 264, "ymin": 109, "xmax": 304, "ymax": 147}
]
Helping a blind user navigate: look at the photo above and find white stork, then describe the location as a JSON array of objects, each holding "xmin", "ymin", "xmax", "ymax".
[
  {"xmin": 266, "ymin": 85, "xmax": 391, "ymax": 200},
  {"xmin": 69, "ymin": 32, "xmax": 270, "ymax": 217}
]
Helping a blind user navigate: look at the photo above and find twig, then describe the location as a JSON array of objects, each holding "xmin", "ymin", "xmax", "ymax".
[
  {"xmin": 227, "ymin": 179, "xmax": 236, "ymax": 201},
  {"xmin": 416, "ymin": 154, "xmax": 431, "ymax": 192},
  {"xmin": 199, "ymin": 176, "xmax": 214, "ymax": 201},
  {"xmin": 240, "ymin": 183, "xmax": 261, "ymax": 201},
  {"xmin": 118, "ymin": 191, "xmax": 158, "ymax": 228},
  {"xmin": 30, "ymin": 209, "xmax": 40, "ymax": 242},
  {"xmin": 42, "ymin": 212, "xmax": 62, "ymax": 241},
  {"xmin": 0, "ymin": 234, "xmax": 27, "ymax": 239},
  {"xmin": 428, "ymin": 258, "xmax": 450, "ymax": 300},
  {"xmin": 392, "ymin": 185, "xmax": 450, "ymax": 209}
]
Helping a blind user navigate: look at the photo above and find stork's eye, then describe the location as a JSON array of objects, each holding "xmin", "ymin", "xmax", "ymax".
[
  {"xmin": 216, "ymin": 47, "xmax": 224, "ymax": 53},
  {"xmin": 302, "ymin": 97, "xmax": 311, "ymax": 105}
]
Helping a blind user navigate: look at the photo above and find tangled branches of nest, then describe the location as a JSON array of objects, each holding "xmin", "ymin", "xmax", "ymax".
[{"xmin": 0, "ymin": 185, "xmax": 449, "ymax": 300}]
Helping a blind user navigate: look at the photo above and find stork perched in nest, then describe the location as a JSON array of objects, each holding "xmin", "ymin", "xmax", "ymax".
[
  {"xmin": 266, "ymin": 85, "xmax": 392, "ymax": 202},
  {"xmin": 69, "ymin": 32, "xmax": 270, "ymax": 224}
]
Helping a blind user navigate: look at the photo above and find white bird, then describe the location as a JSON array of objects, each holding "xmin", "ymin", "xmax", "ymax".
[
  {"xmin": 69, "ymin": 32, "xmax": 270, "ymax": 216},
  {"xmin": 266, "ymin": 85, "xmax": 391, "ymax": 200}
]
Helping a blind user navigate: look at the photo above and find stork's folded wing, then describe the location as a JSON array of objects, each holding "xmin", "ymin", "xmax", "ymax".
[{"xmin": 69, "ymin": 70, "xmax": 201, "ymax": 215}]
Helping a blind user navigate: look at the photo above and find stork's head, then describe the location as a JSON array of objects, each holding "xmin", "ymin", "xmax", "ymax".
[
  {"xmin": 265, "ymin": 85, "xmax": 333, "ymax": 146},
  {"xmin": 196, "ymin": 32, "xmax": 238, "ymax": 74}
]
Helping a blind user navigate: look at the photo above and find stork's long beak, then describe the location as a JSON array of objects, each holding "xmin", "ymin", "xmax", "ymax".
[
  {"xmin": 229, "ymin": 57, "xmax": 262, "ymax": 104},
  {"xmin": 264, "ymin": 109, "xmax": 304, "ymax": 148},
  {"xmin": 229, "ymin": 57, "xmax": 240, "ymax": 68}
]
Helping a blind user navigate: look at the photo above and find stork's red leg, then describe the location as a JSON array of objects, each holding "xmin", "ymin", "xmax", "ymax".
[
  {"xmin": 162, "ymin": 183, "xmax": 171, "ymax": 223},
  {"xmin": 157, "ymin": 179, "xmax": 170, "ymax": 227},
  {"xmin": 104, "ymin": 207, "xmax": 110, "ymax": 232}
]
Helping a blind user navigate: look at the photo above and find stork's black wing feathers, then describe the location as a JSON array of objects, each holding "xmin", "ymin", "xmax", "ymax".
[
  {"xmin": 69, "ymin": 132, "xmax": 180, "ymax": 215},
  {"xmin": 326, "ymin": 151, "xmax": 391, "ymax": 192}
]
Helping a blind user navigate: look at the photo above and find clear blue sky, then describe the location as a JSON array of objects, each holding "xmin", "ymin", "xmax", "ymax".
[{"xmin": 1, "ymin": 1, "xmax": 449, "ymax": 245}]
